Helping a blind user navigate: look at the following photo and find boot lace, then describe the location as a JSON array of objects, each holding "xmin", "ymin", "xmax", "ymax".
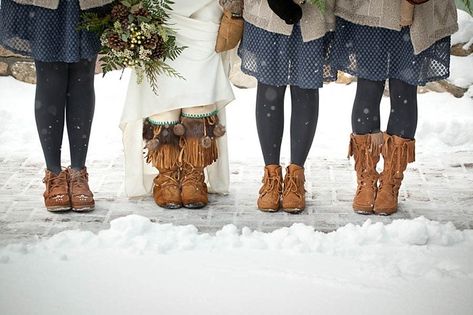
[
  {"xmin": 44, "ymin": 172, "xmax": 68, "ymax": 196},
  {"xmin": 354, "ymin": 147, "xmax": 378, "ymax": 195},
  {"xmin": 156, "ymin": 169, "xmax": 180, "ymax": 190},
  {"xmin": 182, "ymin": 165, "xmax": 205, "ymax": 188},
  {"xmin": 380, "ymin": 140, "xmax": 410, "ymax": 194},
  {"xmin": 260, "ymin": 173, "xmax": 281, "ymax": 197},
  {"xmin": 283, "ymin": 174, "xmax": 303, "ymax": 199},
  {"xmin": 69, "ymin": 170, "xmax": 91, "ymax": 196}
]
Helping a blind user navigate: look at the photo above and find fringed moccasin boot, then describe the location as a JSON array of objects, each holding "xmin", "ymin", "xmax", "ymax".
[
  {"xmin": 374, "ymin": 133, "xmax": 415, "ymax": 215},
  {"xmin": 179, "ymin": 113, "xmax": 226, "ymax": 209},
  {"xmin": 281, "ymin": 164, "xmax": 306, "ymax": 213},
  {"xmin": 144, "ymin": 119, "xmax": 183, "ymax": 209},
  {"xmin": 257, "ymin": 165, "xmax": 282, "ymax": 212},
  {"xmin": 348, "ymin": 132, "xmax": 383, "ymax": 214}
]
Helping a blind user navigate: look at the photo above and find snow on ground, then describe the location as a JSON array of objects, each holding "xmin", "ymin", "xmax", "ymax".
[
  {"xmin": 1, "ymin": 11, "xmax": 473, "ymax": 315},
  {"xmin": 0, "ymin": 215, "xmax": 473, "ymax": 315}
]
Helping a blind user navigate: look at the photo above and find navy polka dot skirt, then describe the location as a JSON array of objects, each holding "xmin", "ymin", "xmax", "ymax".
[
  {"xmin": 0, "ymin": 0, "xmax": 101, "ymax": 63},
  {"xmin": 331, "ymin": 18, "xmax": 451, "ymax": 86},
  {"xmin": 238, "ymin": 21, "xmax": 336, "ymax": 89}
]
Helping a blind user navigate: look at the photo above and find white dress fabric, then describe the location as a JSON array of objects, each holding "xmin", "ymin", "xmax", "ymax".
[{"xmin": 120, "ymin": 0, "xmax": 235, "ymax": 197}]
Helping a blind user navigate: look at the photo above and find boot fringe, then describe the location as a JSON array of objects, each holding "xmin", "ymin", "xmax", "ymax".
[
  {"xmin": 146, "ymin": 144, "xmax": 180, "ymax": 170},
  {"xmin": 179, "ymin": 115, "xmax": 224, "ymax": 168},
  {"xmin": 406, "ymin": 139, "xmax": 416, "ymax": 163},
  {"xmin": 180, "ymin": 137, "xmax": 218, "ymax": 168},
  {"xmin": 143, "ymin": 120, "xmax": 180, "ymax": 169},
  {"xmin": 369, "ymin": 132, "xmax": 384, "ymax": 155},
  {"xmin": 381, "ymin": 134, "xmax": 416, "ymax": 164},
  {"xmin": 348, "ymin": 132, "xmax": 383, "ymax": 159}
]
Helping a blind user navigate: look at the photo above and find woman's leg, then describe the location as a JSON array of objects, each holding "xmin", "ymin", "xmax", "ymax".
[
  {"xmin": 386, "ymin": 78, "xmax": 418, "ymax": 139},
  {"xmin": 289, "ymin": 85, "xmax": 319, "ymax": 167},
  {"xmin": 255, "ymin": 81, "xmax": 286, "ymax": 166},
  {"xmin": 64, "ymin": 58, "xmax": 97, "ymax": 212},
  {"xmin": 65, "ymin": 58, "xmax": 97, "ymax": 170},
  {"xmin": 374, "ymin": 78, "xmax": 417, "ymax": 215},
  {"xmin": 34, "ymin": 60, "xmax": 69, "ymax": 175},
  {"xmin": 34, "ymin": 60, "xmax": 71, "ymax": 211},
  {"xmin": 255, "ymin": 82, "xmax": 286, "ymax": 212},
  {"xmin": 279, "ymin": 85, "xmax": 318, "ymax": 213},
  {"xmin": 349, "ymin": 78, "xmax": 385, "ymax": 214},
  {"xmin": 180, "ymin": 105, "xmax": 226, "ymax": 209},
  {"xmin": 145, "ymin": 109, "xmax": 182, "ymax": 209},
  {"xmin": 352, "ymin": 78, "xmax": 384, "ymax": 135}
]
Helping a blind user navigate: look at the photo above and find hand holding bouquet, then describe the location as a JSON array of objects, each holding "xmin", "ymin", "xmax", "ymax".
[{"xmin": 82, "ymin": 0, "xmax": 185, "ymax": 94}]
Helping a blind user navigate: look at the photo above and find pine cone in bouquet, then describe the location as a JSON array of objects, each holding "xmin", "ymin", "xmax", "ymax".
[
  {"xmin": 111, "ymin": 3, "xmax": 129, "ymax": 21},
  {"xmin": 107, "ymin": 32, "xmax": 126, "ymax": 50},
  {"xmin": 134, "ymin": 7, "xmax": 150, "ymax": 17},
  {"xmin": 151, "ymin": 36, "xmax": 166, "ymax": 59}
]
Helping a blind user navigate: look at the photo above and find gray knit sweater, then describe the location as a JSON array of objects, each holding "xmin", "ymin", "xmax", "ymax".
[
  {"xmin": 335, "ymin": 0, "xmax": 458, "ymax": 54},
  {"xmin": 242, "ymin": 0, "xmax": 335, "ymax": 42}
]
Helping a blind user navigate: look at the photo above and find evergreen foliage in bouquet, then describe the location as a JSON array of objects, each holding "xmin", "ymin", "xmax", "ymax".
[
  {"xmin": 81, "ymin": 0, "xmax": 185, "ymax": 94},
  {"xmin": 461, "ymin": 0, "xmax": 472, "ymax": 14},
  {"xmin": 307, "ymin": 0, "xmax": 326, "ymax": 12}
]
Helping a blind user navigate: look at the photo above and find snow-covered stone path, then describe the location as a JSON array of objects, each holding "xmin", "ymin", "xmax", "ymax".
[{"xmin": 1, "ymin": 62, "xmax": 473, "ymax": 244}]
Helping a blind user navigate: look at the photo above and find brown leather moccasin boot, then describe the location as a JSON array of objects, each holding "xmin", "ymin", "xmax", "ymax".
[
  {"xmin": 68, "ymin": 167, "xmax": 95, "ymax": 212},
  {"xmin": 43, "ymin": 169, "xmax": 71, "ymax": 212},
  {"xmin": 374, "ymin": 134, "xmax": 415, "ymax": 215},
  {"xmin": 257, "ymin": 164, "xmax": 282, "ymax": 212},
  {"xmin": 281, "ymin": 164, "xmax": 306, "ymax": 214}
]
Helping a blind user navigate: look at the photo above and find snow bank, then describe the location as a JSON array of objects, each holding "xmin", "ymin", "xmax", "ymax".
[
  {"xmin": 451, "ymin": 9, "xmax": 473, "ymax": 49},
  {"xmin": 449, "ymin": 55, "xmax": 473, "ymax": 89},
  {"xmin": 2, "ymin": 215, "xmax": 470, "ymax": 257},
  {"xmin": 1, "ymin": 215, "xmax": 472, "ymax": 315},
  {"xmin": 2, "ymin": 215, "xmax": 473, "ymax": 278}
]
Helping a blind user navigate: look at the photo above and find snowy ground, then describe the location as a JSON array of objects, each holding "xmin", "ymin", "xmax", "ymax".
[
  {"xmin": 0, "ymin": 215, "xmax": 473, "ymax": 315},
  {"xmin": 1, "ymin": 11, "xmax": 473, "ymax": 315}
]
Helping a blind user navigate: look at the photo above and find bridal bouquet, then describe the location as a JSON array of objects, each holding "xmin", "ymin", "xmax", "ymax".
[{"xmin": 81, "ymin": 0, "xmax": 185, "ymax": 94}]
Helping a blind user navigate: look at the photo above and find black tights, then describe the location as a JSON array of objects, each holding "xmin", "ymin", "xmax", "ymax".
[
  {"xmin": 255, "ymin": 82, "xmax": 319, "ymax": 167},
  {"xmin": 352, "ymin": 78, "xmax": 418, "ymax": 139},
  {"xmin": 34, "ymin": 58, "xmax": 96, "ymax": 175}
]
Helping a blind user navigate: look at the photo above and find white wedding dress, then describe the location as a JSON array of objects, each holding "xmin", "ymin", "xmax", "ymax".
[{"xmin": 120, "ymin": 0, "xmax": 235, "ymax": 197}]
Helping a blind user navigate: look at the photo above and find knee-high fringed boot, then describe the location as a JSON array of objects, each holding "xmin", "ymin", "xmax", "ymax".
[
  {"xmin": 143, "ymin": 119, "xmax": 182, "ymax": 209},
  {"xmin": 348, "ymin": 132, "xmax": 383, "ymax": 214},
  {"xmin": 374, "ymin": 133, "xmax": 415, "ymax": 215},
  {"xmin": 179, "ymin": 114, "xmax": 226, "ymax": 209}
]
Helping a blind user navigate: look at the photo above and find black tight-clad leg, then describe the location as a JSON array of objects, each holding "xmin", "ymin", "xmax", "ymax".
[
  {"xmin": 352, "ymin": 78, "xmax": 384, "ymax": 135},
  {"xmin": 255, "ymin": 82, "xmax": 286, "ymax": 166},
  {"xmin": 34, "ymin": 58, "xmax": 96, "ymax": 174},
  {"xmin": 352, "ymin": 78, "xmax": 417, "ymax": 139},
  {"xmin": 66, "ymin": 58, "xmax": 96, "ymax": 170},
  {"xmin": 386, "ymin": 78, "xmax": 418, "ymax": 139},
  {"xmin": 255, "ymin": 82, "xmax": 319, "ymax": 167},
  {"xmin": 289, "ymin": 85, "xmax": 319, "ymax": 166}
]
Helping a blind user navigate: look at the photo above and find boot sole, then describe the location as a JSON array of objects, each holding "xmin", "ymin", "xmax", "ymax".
[
  {"xmin": 183, "ymin": 203, "xmax": 206, "ymax": 209},
  {"xmin": 72, "ymin": 206, "xmax": 95, "ymax": 212},
  {"xmin": 353, "ymin": 209, "xmax": 374, "ymax": 215},
  {"xmin": 159, "ymin": 203, "xmax": 182, "ymax": 209},
  {"xmin": 258, "ymin": 208, "xmax": 279, "ymax": 213},
  {"xmin": 47, "ymin": 206, "xmax": 71, "ymax": 212},
  {"xmin": 282, "ymin": 208, "xmax": 304, "ymax": 214},
  {"xmin": 373, "ymin": 210, "xmax": 397, "ymax": 216}
]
